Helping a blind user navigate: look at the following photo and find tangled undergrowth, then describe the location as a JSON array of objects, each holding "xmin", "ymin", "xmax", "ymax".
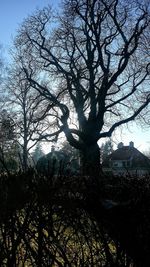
[{"xmin": 0, "ymin": 170, "xmax": 150, "ymax": 267}]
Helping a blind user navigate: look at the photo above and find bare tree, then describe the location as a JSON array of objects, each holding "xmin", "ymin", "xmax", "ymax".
[
  {"xmin": 5, "ymin": 66, "xmax": 52, "ymax": 171},
  {"xmin": 14, "ymin": 0, "xmax": 150, "ymax": 176}
]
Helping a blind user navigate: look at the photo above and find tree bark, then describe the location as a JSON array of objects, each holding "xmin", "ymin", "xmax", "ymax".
[{"xmin": 80, "ymin": 143, "xmax": 101, "ymax": 178}]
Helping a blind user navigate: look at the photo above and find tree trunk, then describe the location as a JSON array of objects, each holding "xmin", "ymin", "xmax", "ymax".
[
  {"xmin": 23, "ymin": 141, "xmax": 28, "ymax": 172},
  {"xmin": 80, "ymin": 143, "xmax": 101, "ymax": 178}
]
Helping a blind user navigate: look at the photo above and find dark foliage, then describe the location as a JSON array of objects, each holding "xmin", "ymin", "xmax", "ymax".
[{"xmin": 0, "ymin": 170, "xmax": 150, "ymax": 266}]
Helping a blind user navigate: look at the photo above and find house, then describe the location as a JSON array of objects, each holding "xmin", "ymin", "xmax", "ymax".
[
  {"xmin": 37, "ymin": 145, "xmax": 79, "ymax": 175},
  {"xmin": 102, "ymin": 141, "xmax": 150, "ymax": 176}
]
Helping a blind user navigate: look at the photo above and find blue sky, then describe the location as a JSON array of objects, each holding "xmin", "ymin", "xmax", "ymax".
[
  {"xmin": 0, "ymin": 0, "xmax": 149, "ymax": 153},
  {"xmin": 0, "ymin": 0, "xmax": 59, "ymax": 49}
]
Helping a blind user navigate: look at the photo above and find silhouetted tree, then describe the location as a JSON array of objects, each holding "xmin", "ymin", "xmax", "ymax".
[
  {"xmin": 5, "ymin": 66, "xmax": 50, "ymax": 171},
  {"xmin": 14, "ymin": 0, "xmax": 150, "ymax": 176}
]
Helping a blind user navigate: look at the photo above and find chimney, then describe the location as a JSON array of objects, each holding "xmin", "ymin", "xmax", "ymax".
[
  {"xmin": 118, "ymin": 142, "xmax": 124, "ymax": 149},
  {"xmin": 129, "ymin": 141, "xmax": 134, "ymax": 147}
]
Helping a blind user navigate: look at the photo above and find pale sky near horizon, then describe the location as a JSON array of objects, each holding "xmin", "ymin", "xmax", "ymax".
[{"xmin": 0, "ymin": 0, "xmax": 149, "ymax": 153}]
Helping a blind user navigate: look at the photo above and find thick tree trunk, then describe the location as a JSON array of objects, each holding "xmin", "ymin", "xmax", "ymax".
[{"xmin": 80, "ymin": 143, "xmax": 102, "ymax": 178}]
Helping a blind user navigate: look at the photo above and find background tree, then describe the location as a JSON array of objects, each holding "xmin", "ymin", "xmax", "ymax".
[
  {"xmin": 32, "ymin": 142, "xmax": 45, "ymax": 163},
  {"xmin": 5, "ymin": 66, "xmax": 53, "ymax": 171},
  {"xmin": 100, "ymin": 139, "xmax": 114, "ymax": 163},
  {"xmin": 14, "ymin": 0, "xmax": 150, "ymax": 176}
]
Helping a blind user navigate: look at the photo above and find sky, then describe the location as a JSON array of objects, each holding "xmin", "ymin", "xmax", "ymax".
[
  {"xmin": 0, "ymin": 0, "xmax": 149, "ymax": 153},
  {"xmin": 0, "ymin": 0, "xmax": 59, "ymax": 51}
]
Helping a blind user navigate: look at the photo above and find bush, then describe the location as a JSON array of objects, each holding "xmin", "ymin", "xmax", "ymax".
[{"xmin": 0, "ymin": 170, "xmax": 149, "ymax": 266}]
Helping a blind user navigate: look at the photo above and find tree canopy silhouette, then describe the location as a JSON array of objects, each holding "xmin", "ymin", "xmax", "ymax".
[{"xmin": 14, "ymin": 0, "xmax": 150, "ymax": 175}]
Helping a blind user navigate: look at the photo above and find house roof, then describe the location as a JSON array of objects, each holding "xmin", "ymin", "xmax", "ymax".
[{"xmin": 102, "ymin": 145, "xmax": 150, "ymax": 169}]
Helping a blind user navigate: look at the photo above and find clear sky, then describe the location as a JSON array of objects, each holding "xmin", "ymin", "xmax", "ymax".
[
  {"xmin": 0, "ymin": 0, "xmax": 59, "ymax": 49},
  {"xmin": 0, "ymin": 0, "xmax": 149, "ymax": 153},
  {"xmin": 110, "ymin": 123, "xmax": 150, "ymax": 153}
]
